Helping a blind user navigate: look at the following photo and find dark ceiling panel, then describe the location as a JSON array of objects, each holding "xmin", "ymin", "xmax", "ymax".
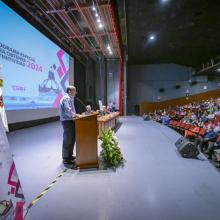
[{"xmin": 126, "ymin": 0, "xmax": 220, "ymax": 67}]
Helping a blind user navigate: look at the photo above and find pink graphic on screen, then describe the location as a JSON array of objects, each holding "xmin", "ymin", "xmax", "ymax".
[{"xmin": 51, "ymin": 49, "xmax": 69, "ymax": 108}]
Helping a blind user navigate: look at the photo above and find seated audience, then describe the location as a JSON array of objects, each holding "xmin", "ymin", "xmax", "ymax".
[
  {"xmin": 161, "ymin": 112, "xmax": 170, "ymax": 125},
  {"xmin": 144, "ymin": 96, "xmax": 220, "ymax": 167}
]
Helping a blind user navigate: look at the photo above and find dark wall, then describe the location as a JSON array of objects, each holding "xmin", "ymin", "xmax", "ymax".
[
  {"xmin": 128, "ymin": 64, "xmax": 220, "ymax": 115},
  {"xmin": 93, "ymin": 57, "xmax": 120, "ymax": 110},
  {"xmin": 85, "ymin": 59, "xmax": 96, "ymax": 109},
  {"xmin": 106, "ymin": 59, "xmax": 120, "ymax": 109},
  {"xmin": 95, "ymin": 56, "xmax": 107, "ymax": 108},
  {"xmin": 74, "ymin": 59, "xmax": 86, "ymax": 113},
  {"xmin": 74, "ymin": 57, "xmax": 121, "ymax": 112}
]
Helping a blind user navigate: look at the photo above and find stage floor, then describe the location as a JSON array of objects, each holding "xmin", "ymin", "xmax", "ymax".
[{"xmin": 8, "ymin": 116, "xmax": 220, "ymax": 220}]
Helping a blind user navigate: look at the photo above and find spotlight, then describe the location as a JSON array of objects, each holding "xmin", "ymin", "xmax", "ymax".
[
  {"xmin": 98, "ymin": 23, "xmax": 103, "ymax": 29},
  {"xmin": 149, "ymin": 35, "xmax": 155, "ymax": 40}
]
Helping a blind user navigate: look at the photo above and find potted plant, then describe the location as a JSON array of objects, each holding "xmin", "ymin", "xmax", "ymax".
[{"xmin": 99, "ymin": 129, "xmax": 124, "ymax": 167}]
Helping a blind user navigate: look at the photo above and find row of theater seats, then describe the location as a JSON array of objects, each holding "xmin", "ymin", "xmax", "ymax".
[
  {"xmin": 169, "ymin": 119, "xmax": 220, "ymax": 167},
  {"xmin": 143, "ymin": 97, "xmax": 220, "ymax": 167}
]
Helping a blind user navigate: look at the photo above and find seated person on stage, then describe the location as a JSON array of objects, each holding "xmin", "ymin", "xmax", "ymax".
[
  {"xmin": 98, "ymin": 105, "xmax": 110, "ymax": 116},
  {"xmin": 112, "ymin": 102, "xmax": 118, "ymax": 112},
  {"xmin": 82, "ymin": 105, "xmax": 93, "ymax": 115},
  {"xmin": 108, "ymin": 101, "xmax": 119, "ymax": 112},
  {"xmin": 103, "ymin": 105, "xmax": 110, "ymax": 114}
]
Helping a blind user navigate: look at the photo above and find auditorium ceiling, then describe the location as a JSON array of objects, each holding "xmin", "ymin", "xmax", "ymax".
[
  {"xmin": 126, "ymin": 0, "xmax": 220, "ymax": 68},
  {"xmin": 3, "ymin": 0, "xmax": 121, "ymax": 63}
]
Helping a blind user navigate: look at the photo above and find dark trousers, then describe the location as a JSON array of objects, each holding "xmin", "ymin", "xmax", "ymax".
[
  {"xmin": 194, "ymin": 136, "xmax": 208, "ymax": 151},
  {"xmin": 61, "ymin": 120, "xmax": 75, "ymax": 160}
]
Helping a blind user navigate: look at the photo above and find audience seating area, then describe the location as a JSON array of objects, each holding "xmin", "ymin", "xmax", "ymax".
[{"xmin": 143, "ymin": 97, "xmax": 220, "ymax": 168}]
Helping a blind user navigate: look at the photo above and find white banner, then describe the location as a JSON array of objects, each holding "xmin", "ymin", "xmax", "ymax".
[
  {"xmin": 0, "ymin": 115, "xmax": 26, "ymax": 219},
  {"xmin": 0, "ymin": 87, "xmax": 8, "ymax": 132}
]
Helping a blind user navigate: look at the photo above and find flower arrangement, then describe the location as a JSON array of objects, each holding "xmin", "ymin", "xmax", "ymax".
[{"xmin": 99, "ymin": 129, "xmax": 124, "ymax": 167}]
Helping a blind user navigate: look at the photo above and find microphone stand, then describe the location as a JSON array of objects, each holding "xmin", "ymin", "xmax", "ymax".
[{"xmin": 75, "ymin": 97, "xmax": 87, "ymax": 110}]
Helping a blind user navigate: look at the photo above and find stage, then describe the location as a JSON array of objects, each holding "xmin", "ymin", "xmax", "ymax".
[{"xmin": 8, "ymin": 116, "xmax": 220, "ymax": 220}]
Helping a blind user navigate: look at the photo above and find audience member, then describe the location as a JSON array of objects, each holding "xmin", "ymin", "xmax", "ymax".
[{"xmin": 144, "ymin": 96, "xmax": 220, "ymax": 167}]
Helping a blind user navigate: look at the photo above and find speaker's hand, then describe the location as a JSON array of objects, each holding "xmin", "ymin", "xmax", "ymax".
[{"xmin": 75, "ymin": 114, "xmax": 83, "ymax": 118}]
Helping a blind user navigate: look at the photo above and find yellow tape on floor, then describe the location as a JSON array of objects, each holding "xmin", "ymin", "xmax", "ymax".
[{"xmin": 24, "ymin": 168, "xmax": 68, "ymax": 218}]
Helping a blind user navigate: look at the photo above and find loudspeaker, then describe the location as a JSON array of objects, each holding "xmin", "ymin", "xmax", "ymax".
[
  {"xmin": 175, "ymin": 137, "xmax": 187, "ymax": 148},
  {"xmin": 175, "ymin": 137, "xmax": 199, "ymax": 158}
]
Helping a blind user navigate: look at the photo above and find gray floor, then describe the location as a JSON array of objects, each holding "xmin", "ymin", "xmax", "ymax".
[{"xmin": 7, "ymin": 116, "xmax": 220, "ymax": 220}]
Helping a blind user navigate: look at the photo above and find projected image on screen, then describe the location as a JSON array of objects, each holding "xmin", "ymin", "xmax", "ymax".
[{"xmin": 0, "ymin": 2, "xmax": 70, "ymax": 110}]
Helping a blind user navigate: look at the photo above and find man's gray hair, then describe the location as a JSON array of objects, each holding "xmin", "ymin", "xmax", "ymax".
[{"xmin": 66, "ymin": 85, "xmax": 76, "ymax": 93}]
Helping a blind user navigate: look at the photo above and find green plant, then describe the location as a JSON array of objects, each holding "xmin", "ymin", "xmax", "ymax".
[{"xmin": 99, "ymin": 129, "xmax": 124, "ymax": 167}]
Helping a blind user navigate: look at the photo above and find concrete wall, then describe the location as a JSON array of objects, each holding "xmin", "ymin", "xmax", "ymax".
[{"xmin": 128, "ymin": 64, "xmax": 220, "ymax": 115}]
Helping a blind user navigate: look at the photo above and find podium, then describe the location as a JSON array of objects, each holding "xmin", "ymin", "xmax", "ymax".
[{"xmin": 75, "ymin": 112, "xmax": 99, "ymax": 169}]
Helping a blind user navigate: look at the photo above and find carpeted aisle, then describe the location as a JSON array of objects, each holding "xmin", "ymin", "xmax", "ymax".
[{"xmin": 8, "ymin": 116, "xmax": 220, "ymax": 220}]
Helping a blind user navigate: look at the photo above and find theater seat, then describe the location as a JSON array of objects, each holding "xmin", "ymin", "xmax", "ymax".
[{"xmin": 198, "ymin": 128, "xmax": 206, "ymax": 136}]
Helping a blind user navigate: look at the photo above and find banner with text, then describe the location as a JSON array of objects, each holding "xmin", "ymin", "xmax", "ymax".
[{"xmin": 0, "ymin": 2, "xmax": 70, "ymax": 110}]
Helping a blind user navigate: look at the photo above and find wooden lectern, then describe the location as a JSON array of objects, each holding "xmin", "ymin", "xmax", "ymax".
[{"xmin": 75, "ymin": 112, "xmax": 99, "ymax": 169}]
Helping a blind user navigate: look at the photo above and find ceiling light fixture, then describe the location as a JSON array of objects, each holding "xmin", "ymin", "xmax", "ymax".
[
  {"xmin": 95, "ymin": 13, "xmax": 99, "ymax": 17},
  {"xmin": 97, "ymin": 18, "xmax": 101, "ymax": 23},
  {"xmin": 149, "ymin": 35, "xmax": 155, "ymax": 40},
  {"xmin": 92, "ymin": 6, "xmax": 96, "ymax": 11},
  {"xmin": 98, "ymin": 23, "xmax": 103, "ymax": 29}
]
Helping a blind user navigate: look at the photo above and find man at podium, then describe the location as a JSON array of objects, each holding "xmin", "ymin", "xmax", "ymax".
[{"xmin": 60, "ymin": 85, "xmax": 81, "ymax": 164}]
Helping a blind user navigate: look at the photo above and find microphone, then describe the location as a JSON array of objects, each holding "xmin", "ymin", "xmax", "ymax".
[{"xmin": 75, "ymin": 97, "xmax": 87, "ymax": 109}]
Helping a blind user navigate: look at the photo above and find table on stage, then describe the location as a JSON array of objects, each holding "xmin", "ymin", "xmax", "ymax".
[{"xmin": 97, "ymin": 112, "xmax": 120, "ymax": 135}]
